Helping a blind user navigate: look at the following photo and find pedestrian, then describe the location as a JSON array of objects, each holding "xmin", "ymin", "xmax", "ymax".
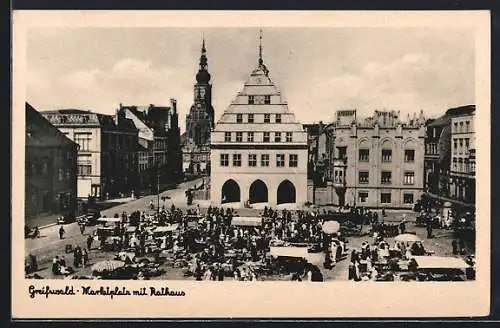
[
  {"xmin": 52, "ymin": 256, "xmax": 59, "ymax": 275},
  {"xmin": 82, "ymin": 248, "xmax": 89, "ymax": 268},
  {"xmin": 80, "ymin": 223, "xmax": 86, "ymax": 235},
  {"xmin": 452, "ymin": 239, "xmax": 458, "ymax": 255},
  {"xmin": 59, "ymin": 225, "xmax": 65, "ymax": 239},
  {"xmin": 426, "ymin": 224, "xmax": 432, "ymax": 238},
  {"xmin": 60, "ymin": 256, "xmax": 66, "ymax": 268},
  {"xmin": 87, "ymin": 234, "xmax": 93, "ymax": 250},
  {"xmin": 459, "ymin": 238, "xmax": 465, "ymax": 255},
  {"xmin": 399, "ymin": 220, "xmax": 406, "ymax": 234}
]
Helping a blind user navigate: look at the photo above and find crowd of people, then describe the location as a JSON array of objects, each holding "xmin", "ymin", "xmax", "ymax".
[{"xmin": 25, "ymin": 193, "xmax": 476, "ymax": 282}]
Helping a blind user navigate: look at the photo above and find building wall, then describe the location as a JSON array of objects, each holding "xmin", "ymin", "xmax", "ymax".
[
  {"xmin": 56, "ymin": 126, "xmax": 102, "ymax": 198},
  {"xmin": 25, "ymin": 104, "xmax": 78, "ymax": 218},
  {"xmin": 332, "ymin": 124, "xmax": 425, "ymax": 209},
  {"xmin": 210, "ymin": 148, "xmax": 308, "ymax": 206},
  {"xmin": 42, "ymin": 110, "xmax": 139, "ymax": 199},
  {"xmin": 210, "ymin": 54, "xmax": 308, "ymax": 208},
  {"xmin": 25, "ymin": 145, "xmax": 78, "ymax": 217},
  {"xmin": 449, "ymin": 112, "xmax": 475, "ymax": 204}
]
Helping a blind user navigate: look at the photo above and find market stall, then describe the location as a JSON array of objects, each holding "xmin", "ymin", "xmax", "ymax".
[
  {"xmin": 231, "ymin": 216, "xmax": 263, "ymax": 227},
  {"xmin": 410, "ymin": 256, "xmax": 472, "ymax": 281}
]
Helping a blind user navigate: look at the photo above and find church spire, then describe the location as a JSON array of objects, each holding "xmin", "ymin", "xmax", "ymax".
[
  {"xmin": 257, "ymin": 29, "xmax": 269, "ymax": 76},
  {"xmin": 258, "ymin": 29, "xmax": 263, "ymax": 66},
  {"xmin": 196, "ymin": 35, "xmax": 211, "ymax": 84}
]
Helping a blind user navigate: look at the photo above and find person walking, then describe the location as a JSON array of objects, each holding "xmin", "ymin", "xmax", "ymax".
[
  {"xmin": 87, "ymin": 234, "xmax": 93, "ymax": 250},
  {"xmin": 426, "ymin": 222, "xmax": 433, "ymax": 239},
  {"xmin": 82, "ymin": 248, "xmax": 89, "ymax": 268},
  {"xmin": 79, "ymin": 223, "xmax": 86, "ymax": 235},
  {"xmin": 452, "ymin": 240, "xmax": 459, "ymax": 255},
  {"xmin": 59, "ymin": 225, "xmax": 65, "ymax": 239}
]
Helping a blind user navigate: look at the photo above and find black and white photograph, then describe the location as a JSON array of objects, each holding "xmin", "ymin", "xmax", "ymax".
[{"xmin": 12, "ymin": 10, "xmax": 490, "ymax": 318}]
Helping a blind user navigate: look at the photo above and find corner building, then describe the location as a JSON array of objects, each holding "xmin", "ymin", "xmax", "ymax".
[
  {"xmin": 330, "ymin": 110, "xmax": 426, "ymax": 209},
  {"xmin": 210, "ymin": 39, "xmax": 308, "ymax": 207}
]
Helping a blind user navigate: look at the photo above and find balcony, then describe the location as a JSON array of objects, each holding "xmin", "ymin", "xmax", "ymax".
[{"xmin": 333, "ymin": 157, "xmax": 347, "ymax": 167}]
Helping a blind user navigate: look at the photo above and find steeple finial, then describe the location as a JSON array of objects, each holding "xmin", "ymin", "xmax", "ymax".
[
  {"xmin": 259, "ymin": 29, "xmax": 263, "ymax": 66},
  {"xmin": 196, "ymin": 35, "xmax": 211, "ymax": 83}
]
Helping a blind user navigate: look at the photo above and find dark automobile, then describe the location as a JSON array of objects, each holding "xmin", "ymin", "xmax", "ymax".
[
  {"xmin": 56, "ymin": 212, "xmax": 75, "ymax": 225},
  {"xmin": 83, "ymin": 208, "xmax": 101, "ymax": 226}
]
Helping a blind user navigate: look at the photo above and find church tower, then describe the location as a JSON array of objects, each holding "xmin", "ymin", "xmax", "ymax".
[{"xmin": 185, "ymin": 38, "xmax": 215, "ymax": 147}]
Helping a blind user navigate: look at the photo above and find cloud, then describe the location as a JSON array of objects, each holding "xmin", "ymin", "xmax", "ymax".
[
  {"xmin": 60, "ymin": 69, "xmax": 100, "ymax": 88},
  {"xmin": 292, "ymin": 51, "xmax": 473, "ymax": 124},
  {"xmin": 112, "ymin": 58, "xmax": 152, "ymax": 73},
  {"xmin": 26, "ymin": 28, "xmax": 475, "ymax": 132}
]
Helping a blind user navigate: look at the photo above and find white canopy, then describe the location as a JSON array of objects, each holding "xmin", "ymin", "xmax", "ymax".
[
  {"xmin": 269, "ymin": 246, "xmax": 309, "ymax": 258},
  {"xmin": 97, "ymin": 217, "xmax": 122, "ymax": 223},
  {"xmin": 412, "ymin": 256, "xmax": 470, "ymax": 269},
  {"xmin": 154, "ymin": 224, "xmax": 179, "ymax": 233},
  {"xmin": 231, "ymin": 216, "xmax": 262, "ymax": 227}
]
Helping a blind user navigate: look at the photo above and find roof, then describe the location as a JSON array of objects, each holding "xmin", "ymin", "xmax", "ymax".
[
  {"xmin": 269, "ymin": 246, "xmax": 309, "ymax": 258},
  {"xmin": 427, "ymin": 115, "xmax": 451, "ymax": 128},
  {"xmin": 445, "ymin": 105, "xmax": 475, "ymax": 116},
  {"xmin": 214, "ymin": 54, "xmax": 303, "ymax": 132},
  {"xmin": 42, "ymin": 108, "xmax": 138, "ymax": 133},
  {"xmin": 26, "ymin": 103, "xmax": 78, "ymax": 148},
  {"xmin": 411, "ymin": 256, "xmax": 470, "ymax": 269},
  {"xmin": 231, "ymin": 216, "xmax": 262, "ymax": 227}
]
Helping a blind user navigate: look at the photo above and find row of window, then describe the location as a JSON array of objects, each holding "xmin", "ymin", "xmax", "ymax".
[
  {"xmin": 248, "ymin": 95, "xmax": 271, "ymax": 105},
  {"xmin": 358, "ymin": 171, "xmax": 415, "ymax": 185},
  {"xmin": 425, "ymin": 143, "xmax": 438, "ymax": 155},
  {"xmin": 358, "ymin": 192, "xmax": 414, "ymax": 204},
  {"xmin": 357, "ymin": 149, "xmax": 415, "ymax": 162},
  {"xmin": 453, "ymin": 120, "xmax": 472, "ymax": 134},
  {"xmin": 224, "ymin": 131, "xmax": 293, "ymax": 143},
  {"xmin": 452, "ymin": 158, "xmax": 476, "ymax": 173},
  {"xmin": 453, "ymin": 138, "xmax": 471, "ymax": 155},
  {"xmin": 220, "ymin": 153, "xmax": 298, "ymax": 168},
  {"xmin": 235, "ymin": 113, "xmax": 281, "ymax": 123}
]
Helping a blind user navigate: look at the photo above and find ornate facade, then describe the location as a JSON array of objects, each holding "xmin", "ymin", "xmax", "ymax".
[{"xmin": 210, "ymin": 32, "xmax": 308, "ymax": 207}]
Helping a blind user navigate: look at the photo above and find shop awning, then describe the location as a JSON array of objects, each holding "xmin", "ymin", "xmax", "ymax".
[
  {"xmin": 231, "ymin": 216, "xmax": 262, "ymax": 227},
  {"xmin": 126, "ymin": 226, "xmax": 137, "ymax": 233},
  {"xmin": 154, "ymin": 225, "xmax": 179, "ymax": 233},
  {"xmin": 97, "ymin": 217, "xmax": 122, "ymax": 223},
  {"xmin": 412, "ymin": 256, "xmax": 470, "ymax": 269},
  {"xmin": 269, "ymin": 246, "xmax": 309, "ymax": 258}
]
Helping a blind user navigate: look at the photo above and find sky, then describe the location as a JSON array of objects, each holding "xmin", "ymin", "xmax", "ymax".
[{"xmin": 26, "ymin": 27, "xmax": 475, "ymax": 133}]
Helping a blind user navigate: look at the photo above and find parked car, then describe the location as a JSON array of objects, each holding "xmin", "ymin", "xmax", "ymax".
[
  {"xmin": 83, "ymin": 208, "xmax": 101, "ymax": 226},
  {"xmin": 57, "ymin": 212, "xmax": 75, "ymax": 225}
]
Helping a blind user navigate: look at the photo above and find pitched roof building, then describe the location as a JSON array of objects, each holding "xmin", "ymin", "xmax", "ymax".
[
  {"xmin": 210, "ymin": 31, "xmax": 308, "ymax": 208},
  {"xmin": 25, "ymin": 103, "xmax": 78, "ymax": 218}
]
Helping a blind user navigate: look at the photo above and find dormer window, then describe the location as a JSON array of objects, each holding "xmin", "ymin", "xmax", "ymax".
[
  {"xmin": 236, "ymin": 114, "xmax": 243, "ymax": 123},
  {"xmin": 248, "ymin": 96, "xmax": 255, "ymax": 104},
  {"xmin": 264, "ymin": 95, "xmax": 271, "ymax": 104}
]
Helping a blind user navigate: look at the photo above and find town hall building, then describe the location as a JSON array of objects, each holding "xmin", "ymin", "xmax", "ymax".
[{"xmin": 210, "ymin": 32, "xmax": 308, "ymax": 207}]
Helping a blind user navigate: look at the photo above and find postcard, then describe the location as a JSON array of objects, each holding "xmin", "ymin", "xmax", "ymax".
[{"xmin": 12, "ymin": 10, "xmax": 490, "ymax": 319}]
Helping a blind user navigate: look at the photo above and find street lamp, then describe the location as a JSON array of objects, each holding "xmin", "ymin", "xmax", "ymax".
[
  {"xmin": 312, "ymin": 122, "xmax": 324, "ymax": 205},
  {"xmin": 156, "ymin": 162, "xmax": 160, "ymax": 215}
]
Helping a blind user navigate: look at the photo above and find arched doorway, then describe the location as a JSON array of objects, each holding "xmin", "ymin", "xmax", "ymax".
[
  {"xmin": 249, "ymin": 179, "xmax": 268, "ymax": 203},
  {"xmin": 221, "ymin": 179, "xmax": 240, "ymax": 203},
  {"xmin": 277, "ymin": 180, "xmax": 296, "ymax": 204}
]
